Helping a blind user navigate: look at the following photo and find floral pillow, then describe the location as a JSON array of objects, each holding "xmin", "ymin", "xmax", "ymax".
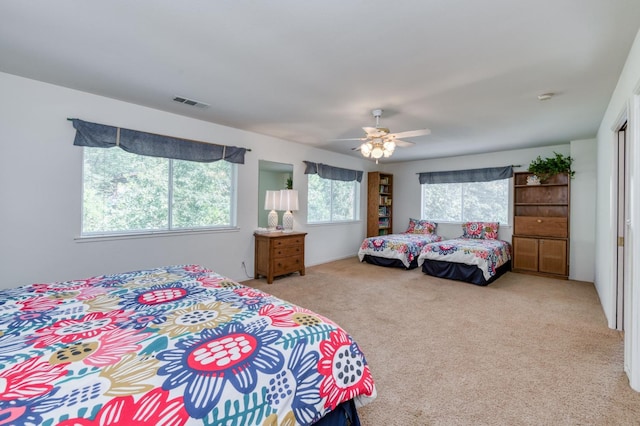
[
  {"xmin": 461, "ymin": 222, "xmax": 499, "ymax": 239},
  {"xmin": 406, "ymin": 218, "xmax": 437, "ymax": 235}
]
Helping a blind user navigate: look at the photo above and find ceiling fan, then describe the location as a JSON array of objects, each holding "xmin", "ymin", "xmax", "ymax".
[{"xmin": 336, "ymin": 109, "xmax": 431, "ymax": 163}]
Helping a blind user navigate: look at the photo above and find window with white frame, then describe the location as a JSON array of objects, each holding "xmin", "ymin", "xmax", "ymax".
[
  {"xmin": 307, "ymin": 174, "xmax": 360, "ymax": 223},
  {"xmin": 420, "ymin": 172, "xmax": 510, "ymax": 224},
  {"xmin": 82, "ymin": 147, "xmax": 236, "ymax": 235}
]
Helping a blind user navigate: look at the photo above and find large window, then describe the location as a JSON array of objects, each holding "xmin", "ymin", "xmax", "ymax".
[
  {"xmin": 307, "ymin": 174, "xmax": 360, "ymax": 223},
  {"xmin": 421, "ymin": 179, "xmax": 509, "ymax": 224},
  {"xmin": 82, "ymin": 147, "xmax": 236, "ymax": 235}
]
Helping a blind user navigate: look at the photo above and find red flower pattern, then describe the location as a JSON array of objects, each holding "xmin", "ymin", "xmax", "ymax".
[
  {"xmin": 317, "ymin": 329, "xmax": 375, "ymax": 410},
  {"xmin": 32, "ymin": 310, "xmax": 131, "ymax": 348},
  {"xmin": 57, "ymin": 388, "xmax": 189, "ymax": 426},
  {"xmin": 0, "ymin": 357, "xmax": 68, "ymax": 400}
]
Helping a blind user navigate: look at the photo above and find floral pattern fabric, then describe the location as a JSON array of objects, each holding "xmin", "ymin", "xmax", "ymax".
[
  {"xmin": 0, "ymin": 265, "xmax": 376, "ymax": 426},
  {"xmin": 405, "ymin": 219, "xmax": 438, "ymax": 235},
  {"xmin": 461, "ymin": 222, "xmax": 500, "ymax": 239},
  {"xmin": 358, "ymin": 233, "xmax": 443, "ymax": 268},
  {"xmin": 417, "ymin": 238, "xmax": 512, "ymax": 280}
]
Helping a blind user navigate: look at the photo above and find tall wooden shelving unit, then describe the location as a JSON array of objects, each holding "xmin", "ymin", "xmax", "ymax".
[
  {"xmin": 512, "ymin": 172, "xmax": 570, "ymax": 279},
  {"xmin": 367, "ymin": 172, "xmax": 393, "ymax": 237}
]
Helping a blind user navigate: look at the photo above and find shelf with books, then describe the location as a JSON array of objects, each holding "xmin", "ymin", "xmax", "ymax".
[{"xmin": 367, "ymin": 172, "xmax": 393, "ymax": 237}]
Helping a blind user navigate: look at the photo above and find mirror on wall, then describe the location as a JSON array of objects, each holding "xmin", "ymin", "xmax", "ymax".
[{"xmin": 258, "ymin": 160, "xmax": 293, "ymax": 228}]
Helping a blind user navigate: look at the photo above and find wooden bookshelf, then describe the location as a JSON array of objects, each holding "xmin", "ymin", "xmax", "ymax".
[
  {"xmin": 512, "ymin": 172, "xmax": 570, "ymax": 278},
  {"xmin": 367, "ymin": 172, "xmax": 393, "ymax": 237}
]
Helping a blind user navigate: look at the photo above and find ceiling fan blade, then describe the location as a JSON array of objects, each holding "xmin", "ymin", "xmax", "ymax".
[
  {"xmin": 331, "ymin": 137, "xmax": 366, "ymax": 141},
  {"xmin": 394, "ymin": 139, "xmax": 415, "ymax": 148},
  {"xmin": 362, "ymin": 126, "xmax": 390, "ymax": 137},
  {"xmin": 389, "ymin": 128, "xmax": 431, "ymax": 139}
]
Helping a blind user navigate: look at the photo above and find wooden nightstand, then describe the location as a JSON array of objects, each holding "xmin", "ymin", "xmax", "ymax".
[{"xmin": 254, "ymin": 231, "xmax": 307, "ymax": 284}]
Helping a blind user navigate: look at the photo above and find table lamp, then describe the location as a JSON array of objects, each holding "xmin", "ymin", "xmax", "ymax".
[
  {"xmin": 279, "ymin": 189, "xmax": 299, "ymax": 232},
  {"xmin": 264, "ymin": 190, "xmax": 281, "ymax": 230}
]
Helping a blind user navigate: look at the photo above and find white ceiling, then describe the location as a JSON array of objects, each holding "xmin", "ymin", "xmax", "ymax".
[{"xmin": 2, "ymin": 1, "xmax": 640, "ymax": 163}]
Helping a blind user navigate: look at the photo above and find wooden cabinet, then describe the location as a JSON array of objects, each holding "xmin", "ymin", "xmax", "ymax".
[
  {"xmin": 367, "ymin": 172, "xmax": 393, "ymax": 237},
  {"xmin": 512, "ymin": 172, "xmax": 569, "ymax": 278},
  {"xmin": 254, "ymin": 231, "xmax": 306, "ymax": 284}
]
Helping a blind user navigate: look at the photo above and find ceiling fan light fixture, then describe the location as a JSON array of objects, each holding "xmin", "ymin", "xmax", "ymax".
[
  {"xmin": 353, "ymin": 108, "xmax": 429, "ymax": 162},
  {"xmin": 371, "ymin": 146, "xmax": 384, "ymax": 159},
  {"xmin": 361, "ymin": 142, "xmax": 372, "ymax": 156}
]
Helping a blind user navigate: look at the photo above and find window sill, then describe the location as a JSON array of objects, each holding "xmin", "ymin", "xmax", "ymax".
[
  {"xmin": 75, "ymin": 227, "xmax": 240, "ymax": 243},
  {"xmin": 307, "ymin": 220, "xmax": 362, "ymax": 227}
]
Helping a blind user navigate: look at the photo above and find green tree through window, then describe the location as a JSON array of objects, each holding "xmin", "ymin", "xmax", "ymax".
[
  {"xmin": 307, "ymin": 174, "xmax": 359, "ymax": 223},
  {"xmin": 421, "ymin": 179, "xmax": 509, "ymax": 224},
  {"xmin": 82, "ymin": 147, "xmax": 235, "ymax": 235}
]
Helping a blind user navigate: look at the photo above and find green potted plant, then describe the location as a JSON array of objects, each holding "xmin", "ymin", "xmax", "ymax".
[{"xmin": 527, "ymin": 152, "xmax": 575, "ymax": 183}]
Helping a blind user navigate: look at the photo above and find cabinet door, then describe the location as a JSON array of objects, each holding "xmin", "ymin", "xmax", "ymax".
[
  {"xmin": 539, "ymin": 239, "xmax": 567, "ymax": 275},
  {"xmin": 513, "ymin": 237, "xmax": 539, "ymax": 271},
  {"xmin": 514, "ymin": 217, "xmax": 568, "ymax": 238},
  {"xmin": 513, "ymin": 237, "xmax": 538, "ymax": 272}
]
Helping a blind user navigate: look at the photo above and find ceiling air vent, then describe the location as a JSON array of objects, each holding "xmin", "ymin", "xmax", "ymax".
[{"xmin": 173, "ymin": 96, "xmax": 210, "ymax": 108}]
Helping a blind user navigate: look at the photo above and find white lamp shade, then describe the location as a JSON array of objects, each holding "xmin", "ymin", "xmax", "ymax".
[
  {"xmin": 279, "ymin": 189, "xmax": 299, "ymax": 211},
  {"xmin": 264, "ymin": 190, "xmax": 281, "ymax": 210}
]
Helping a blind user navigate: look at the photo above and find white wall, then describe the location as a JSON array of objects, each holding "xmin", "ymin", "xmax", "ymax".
[
  {"xmin": 382, "ymin": 144, "xmax": 596, "ymax": 282},
  {"xmin": 595, "ymin": 28, "xmax": 640, "ymax": 390},
  {"xmin": 0, "ymin": 72, "xmax": 376, "ymax": 287},
  {"xmin": 570, "ymin": 138, "xmax": 597, "ymax": 283}
]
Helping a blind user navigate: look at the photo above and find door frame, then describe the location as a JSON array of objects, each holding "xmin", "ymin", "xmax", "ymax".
[{"xmin": 615, "ymin": 121, "xmax": 628, "ymax": 331}]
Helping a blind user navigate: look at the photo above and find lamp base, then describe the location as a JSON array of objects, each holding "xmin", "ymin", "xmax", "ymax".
[
  {"xmin": 267, "ymin": 210, "xmax": 278, "ymax": 230},
  {"xmin": 282, "ymin": 210, "xmax": 294, "ymax": 232}
]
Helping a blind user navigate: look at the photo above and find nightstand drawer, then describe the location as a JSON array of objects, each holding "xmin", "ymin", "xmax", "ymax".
[
  {"xmin": 273, "ymin": 256, "xmax": 303, "ymax": 275},
  {"xmin": 273, "ymin": 236, "xmax": 304, "ymax": 247},
  {"xmin": 274, "ymin": 245, "xmax": 303, "ymax": 258}
]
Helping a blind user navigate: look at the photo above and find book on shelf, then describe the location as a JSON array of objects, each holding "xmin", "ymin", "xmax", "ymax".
[{"xmin": 378, "ymin": 195, "xmax": 392, "ymax": 206}]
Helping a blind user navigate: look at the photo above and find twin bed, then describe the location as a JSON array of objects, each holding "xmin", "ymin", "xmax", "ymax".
[
  {"xmin": 358, "ymin": 219, "xmax": 442, "ymax": 269},
  {"xmin": 359, "ymin": 220, "xmax": 512, "ymax": 286},
  {"xmin": 0, "ymin": 265, "xmax": 376, "ymax": 425}
]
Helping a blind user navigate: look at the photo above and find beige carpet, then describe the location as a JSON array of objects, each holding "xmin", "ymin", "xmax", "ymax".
[{"xmin": 245, "ymin": 257, "xmax": 640, "ymax": 425}]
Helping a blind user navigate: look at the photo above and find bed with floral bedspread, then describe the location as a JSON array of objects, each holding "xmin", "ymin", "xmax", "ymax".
[
  {"xmin": 358, "ymin": 233, "xmax": 443, "ymax": 269},
  {"xmin": 0, "ymin": 265, "xmax": 376, "ymax": 425},
  {"xmin": 358, "ymin": 219, "xmax": 443, "ymax": 270},
  {"xmin": 417, "ymin": 237, "xmax": 512, "ymax": 286}
]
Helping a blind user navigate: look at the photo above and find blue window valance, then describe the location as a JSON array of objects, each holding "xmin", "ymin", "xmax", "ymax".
[
  {"xmin": 418, "ymin": 166, "xmax": 513, "ymax": 184},
  {"xmin": 304, "ymin": 161, "xmax": 363, "ymax": 182},
  {"xmin": 70, "ymin": 118, "xmax": 248, "ymax": 164}
]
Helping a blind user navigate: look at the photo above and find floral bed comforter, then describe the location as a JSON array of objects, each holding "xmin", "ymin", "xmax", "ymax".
[
  {"xmin": 417, "ymin": 238, "xmax": 512, "ymax": 280},
  {"xmin": 358, "ymin": 233, "xmax": 443, "ymax": 268},
  {"xmin": 0, "ymin": 265, "xmax": 376, "ymax": 425}
]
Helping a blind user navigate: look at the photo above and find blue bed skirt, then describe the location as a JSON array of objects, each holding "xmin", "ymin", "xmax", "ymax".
[
  {"xmin": 421, "ymin": 259, "xmax": 511, "ymax": 286},
  {"xmin": 362, "ymin": 254, "xmax": 418, "ymax": 270},
  {"xmin": 314, "ymin": 399, "xmax": 361, "ymax": 425}
]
